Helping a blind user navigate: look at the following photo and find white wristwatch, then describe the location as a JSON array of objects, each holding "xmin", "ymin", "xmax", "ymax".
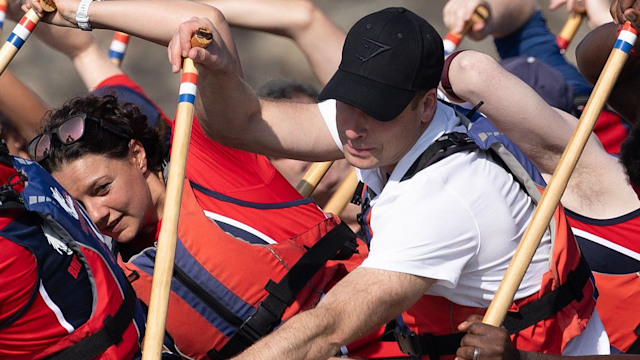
[{"xmin": 76, "ymin": 0, "xmax": 97, "ymax": 31}]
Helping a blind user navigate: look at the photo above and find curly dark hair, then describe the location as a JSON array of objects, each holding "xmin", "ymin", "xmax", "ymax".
[
  {"xmin": 36, "ymin": 93, "xmax": 167, "ymax": 174},
  {"xmin": 620, "ymin": 120, "xmax": 640, "ymax": 188}
]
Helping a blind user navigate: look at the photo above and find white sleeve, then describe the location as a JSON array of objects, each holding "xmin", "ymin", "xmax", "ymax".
[{"xmin": 317, "ymin": 99, "xmax": 342, "ymax": 151}]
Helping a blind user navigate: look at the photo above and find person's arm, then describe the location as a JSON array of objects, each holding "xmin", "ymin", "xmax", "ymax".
[
  {"xmin": 232, "ymin": 267, "xmax": 434, "ymax": 360},
  {"xmin": 7, "ymin": 0, "xmax": 120, "ymax": 90},
  {"xmin": 0, "ymin": 70, "xmax": 49, "ymax": 145},
  {"xmin": 443, "ymin": 50, "xmax": 639, "ymax": 218},
  {"xmin": 575, "ymin": 22, "xmax": 640, "ymax": 124},
  {"xmin": 33, "ymin": 25, "xmax": 121, "ymax": 91},
  {"xmin": 169, "ymin": 16, "xmax": 343, "ymax": 161},
  {"xmin": 24, "ymin": 0, "xmax": 239, "ymax": 58},
  {"xmin": 442, "ymin": 0, "xmax": 538, "ymax": 40},
  {"xmin": 202, "ymin": 0, "xmax": 344, "ymax": 84}
]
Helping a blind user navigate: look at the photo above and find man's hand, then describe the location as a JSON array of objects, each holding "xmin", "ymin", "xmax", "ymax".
[
  {"xmin": 456, "ymin": 315, "xmax": 520, "ymax": 360},
  {"xmin": 167, "ymin": 16, "xmax": 238, "ymax": 75},
  {"xmin": 611, "ymin": 0, "xmax": 640, "ymax": 29}
]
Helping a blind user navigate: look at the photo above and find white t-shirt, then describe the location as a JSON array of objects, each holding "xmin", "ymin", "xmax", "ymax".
[
  {"xmin": 318, "ymin": 99, "xmax": 609, "ymax": 354},
  {"xmin": 319, "ymin": 99, "xmax": 550, "ymax": 306}
]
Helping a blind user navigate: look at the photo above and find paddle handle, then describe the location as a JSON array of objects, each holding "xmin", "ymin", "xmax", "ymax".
[
  {"xmin": 482, "ymin": 22, "xmax": 638, "ymax": 327},
  {"xmin": 296, "ymin": 160, "xmax": 334, "ymax": 198},
  {"xmin": 109, "ymin": 31, "xmax": 131, "ymax": 66},
  {"xmin": 556, "ymin": 11, "xmax": 585, "ymax": 53},
  {"xmin": 443, "ymin": 5, "xmax": 489, "ymax": 55},
  {"xmin": 142, "ymin": 27, "xmax": 212, "ymax": 360},
  {"xmin": 0, "ymin": 6, "xmax": 49, "ymax": 76}
]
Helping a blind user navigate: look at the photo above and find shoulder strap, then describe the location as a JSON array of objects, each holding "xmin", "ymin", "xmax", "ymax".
[
  {"xmin": 401, "ymin": 132, "xmax": 478, "ymax": 182},
  {"xmin": 208, "ymin": 221, "xmax": 358, "ymax": 360},
  {"xmin": 44, "ymin": 281, "xmax": 138, "ymax": 360}
]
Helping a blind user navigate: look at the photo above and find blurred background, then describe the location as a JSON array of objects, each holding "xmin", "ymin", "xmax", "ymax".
[{"xmin": 5, "ymin": 0, "xmax": 591, "ymax": 118}]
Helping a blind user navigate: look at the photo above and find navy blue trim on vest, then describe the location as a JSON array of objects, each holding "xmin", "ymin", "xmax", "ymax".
[
  {"xmin": 213, "ymin": 222, "xmax": 271, "ymax": 245},
  {"xmin": 190, "ymin": 181, "xmax": 313, "ymax": 209},
  {"xmin": 564, "ymin": 207, "xmax": 640, "ymax": 226},
  {"xmin": 574, "ymin": 234, "xmax": 640, "ymax": 274}
]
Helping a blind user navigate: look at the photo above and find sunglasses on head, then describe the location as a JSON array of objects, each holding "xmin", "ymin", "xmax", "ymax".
[{"xmin": 28, "ymin": 113, "xmax": 130, "ymax": 162}]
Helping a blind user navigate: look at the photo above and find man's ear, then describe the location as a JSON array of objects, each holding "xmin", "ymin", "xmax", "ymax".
[{"xmin": 421, "ymin": 89, "xmax": 438, "ymax": 124}]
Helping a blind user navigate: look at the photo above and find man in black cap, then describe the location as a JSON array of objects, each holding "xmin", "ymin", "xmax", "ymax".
[{"xmin": 169, "ymin": 7, "xmax": 607, "ymax": 359}]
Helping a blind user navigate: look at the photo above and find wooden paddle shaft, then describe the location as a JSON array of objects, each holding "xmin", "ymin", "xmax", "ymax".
[
  {"xmin": 482, "ymin": 22, "xmax": 637, "ymax": 327},
  {"xmin": 0, "ymin": 9, "xmax": 40, "ymax": 75},
  {"xmin": 296, "ymin": 160, "xmax": 334, "ymax": 198},
  {"xmin": 556, "ymin": 12, "xmax": 585, "ymax": 52},
  {"xmin": 142, "ymin": 27, "xmax": 212, "ymax": 360},
  {"xmin": 324, "ymin": 167, "xmax": 357, "ymax": 215}
]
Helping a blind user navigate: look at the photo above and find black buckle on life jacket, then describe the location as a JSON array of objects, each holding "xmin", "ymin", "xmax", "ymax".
[{"xmin": 393, "ymin": 324, "xmax": 464, "ymax": 360}]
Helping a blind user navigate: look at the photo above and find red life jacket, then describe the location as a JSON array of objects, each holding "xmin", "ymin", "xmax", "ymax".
[
  {"xmin": 120, "ymin": 179, "xmax": 367, "ymax": 359},
  {"xmin": 0, "ymin": 155, "xmax": 145, "ymax": 360},
  {"xmin": 350, "ymin": 112, "xmax": 596, "ymax": 359}
]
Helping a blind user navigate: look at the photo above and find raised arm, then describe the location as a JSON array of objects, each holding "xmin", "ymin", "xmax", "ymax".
[
  {"xmin": 6, "ymin": 0, "xmax": 119, "ymax": 90},
  {"xmin": 24, "ymin": 0, "xmax": 239, "ymax": 59},
  {"xmin": 202, "ymin": 0, "xmax": 344, "ymax": 84},
  {"xmin": 168, "ymin": 16, "xmax": 343, "ymax": 161},
  {"xmin": 443, "ymin": 50, "xmax": 639, "ymax": 218},
  {"xmin": 0, "ymin": 70, "xmax": 49, "ymax": 149}
]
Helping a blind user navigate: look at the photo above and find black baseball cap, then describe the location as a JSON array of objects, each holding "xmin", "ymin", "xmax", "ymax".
[{"xmin": 318, "ymin": 7, "xmax": 444, "ymax": 122}]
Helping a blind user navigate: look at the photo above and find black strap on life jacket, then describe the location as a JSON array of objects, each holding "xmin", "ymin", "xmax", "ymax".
[
  {"xmin": 207, "ymin": 221, "xmax": 359, "ymax": 360},
  {"xmin": 401, "ymin": 132, "xmax": 478, "ymax": 182},
  {"xmin": 502, "ymin": 256, "xmax": 590, "ymax": 333},
  {"xmin": 390, "ymin": 256, "xmax": 592, "ymax": 359},
  {"xmin": 44, "ymin": 281, "xmax": 138, "ymax": 360}
]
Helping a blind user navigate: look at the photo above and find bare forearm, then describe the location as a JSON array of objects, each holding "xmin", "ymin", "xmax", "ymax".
[
  {"xmin": 0, "ymin": 71, "xmax": 49, "ymax": 141},
  {"xmin": 88, "ymin": 1, "xmax": 229, "ymax": 46},
  {"xmin": 204, "ymin": 0, "xmax": 343, "ymax": 84},
  {"xmin": 289, "ymin": 4, "xmax": 344, "ymax": 84},
  {"xmin": 232, "ymin": 307, "xmax": 342, "ymax": 360}
]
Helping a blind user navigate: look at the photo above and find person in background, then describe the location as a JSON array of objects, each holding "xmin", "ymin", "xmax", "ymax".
[{"xmin": 442, "ymin": 0, "xmax": 629, "ymax": 155}]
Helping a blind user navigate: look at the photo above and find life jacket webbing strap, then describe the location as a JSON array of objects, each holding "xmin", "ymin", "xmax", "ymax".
[
  {"xmin": 502, "ymin": 256, "xmax": 590, "ymax": 334},
  {"xmin": 624, "ymin": 323, "xmax": 640, "ymax": 354},
  {"xmin": 207, "ymin": 221, "xmax": 358, "ymax": 360},
  {"xmin": 44, "ymin": 282, "xmax": 138, "ymax": 360},
  {"xmin": 394, "ymin": 326, "xmax": 464, "ymax": 360},
  {"xmin": 390, "ymin": 256, "xmax": 591, "ymax": 357},
  {"xmin": 401, "ymin": 132, "xmax": 477, "ymax": 182}
]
